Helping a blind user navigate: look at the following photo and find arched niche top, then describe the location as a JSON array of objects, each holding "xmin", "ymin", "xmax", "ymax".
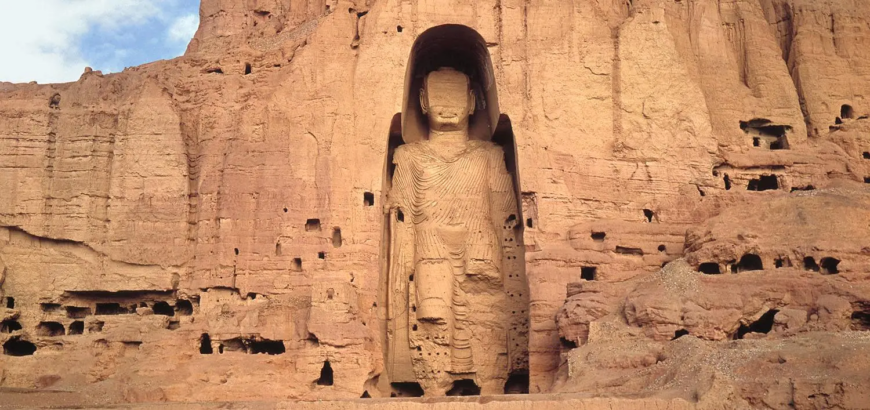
[{"xmin": 401, "ymin": 24, "xmax": 500, "ymax": 144}]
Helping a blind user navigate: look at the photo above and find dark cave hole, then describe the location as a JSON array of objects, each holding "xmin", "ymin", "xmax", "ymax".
[
  {"xmin": 591, "ymin": 232, "xmax": 606, "ymax": 242},
  {"xmin": 283, "ymin": 207, "xmax": 288, "ymax": 212},
  {"xmin": 852, "ymin": 305, "xmax": 870, "ymax": 330},
  {"xmin": 5, "ymin": 297, "xmax": 13, "ymax": 309},
  {"xmin": 317, "ymin": 360, "xmax": 334, "ymax": 386},
  {"xmin": 769, "ymin": 136, "xmax": 789, "ymax": 150},
  {"xmin": 790, "ymin": 185, "xmax": 815, "ymax": 192},
  {"xmin": 3, "ymin": 337, "xmax": 36, "ymax": 356},
  {"xmin": 95, "ymin": 303, "xmax": 130, "ymax": 315},
  {"xmin": 506, "ymin": 214, "xmax": 517, "ymax": 225},
  {"xmin": 390, "ymin": 382, "xmax": 424, "ymax": 397},
  {"xmin": 175, "ymin": 300, "xmax": 193, "ymax": 316},
  {"xmin": 698, "ymin": 263, "xmax": 721, "ymax": 275},
  {"xmin": 1, "ymin": 319, "xmax": 22, "ymax": 333},
  {"xmin": 363, "ymin": 192, "xmax": 374, "ymax": 206},
  {"xmin": 244, "ymin": 63, "xmax": 252, "ymax": 75},
  {"xmin": 753, "ymin": 137, "xmax": 760, "ymax": 147},
  {"xmin": 774, "ymin": 257, "xmax": 792, "ymax": 268},
  {"xmin": 643, "ymin": 209, "xmax": 654, "ymax": 222},
  {"xmin": 327, "ymin": 288, "xmax": 335, "ymax": 300},
  {"xmin": 36, "ymin": 321, "xmax": 65, "ymax": 337},
  {"xmin": 49, "ymin": 93, "xmax": 61, "ymax": 109},
  {"xmin": 735, "ymin": 254, "xmax": 763, "ymax": 273},
  {"xmin": 863, "ymin": 152, "xmax": 870, "ymax": 159},
  {"xmin": 864, "ymin": 177, "xmax": 870, "ymax": 184},
  {"xmin": 200, "ymin": 333, "xmax": 213, "ymax": 354},
  {"xmin": 65, "ymin": 306, "xmax": 91, "ymax": 318},
  {"xmin": 361, "ymin": 390, "xmax": 371, "ymax": 398},
  {"xmin": 276, "ymin": 242, "xmax": 282, "ymax": 256},
  {"xmin": 292, "ymin": 258, "xmax": 303, "ymax": 271},
  {"xmin": 841, "ymin": 104, "xmax": 854, "ymax": 119},
  {"xmin": 526, "ymin": 218, "xmax": 534, "ymax": 228},
  {"xmin": 747, "ymin": 175, "xmax": 779, "ymax": 191},
  {"xmin": 318, "ymin": 251, "xmax": 326, "ymax": 260},
  {"xmin": 560, "ymin": 337, "xmax": 578, "ymax": 350},
  {"xmin": 40, "ymin": 303, "xmax": 61, "ymax": 312},
  {"xmin": 446, "ymin": 379, "xmax": 481, "ymax": 396},
  {"xmin": 658, "ymin": 244, "xmax": 667, "ymax": 252},
  {"xmin": 397, "ymin": 209, "xmax": 405, "ymax": 222},
  {"xmin": 836, "ymin": 117, "xmax": 843, "ymax": 124},
  {"xmin": 820, "ymin": 257, "xmax": 840, "ymax": 275},
  {"xmin": 152, "ymin": 301, "xmax": 175, "ymax": 316},
  {"xmin": 724, "ymin": 174, "xmax": 732, "ymax": 190},
  {"xmin": 580, "ymin": 267, "xmax": 597, "ymax": 281},
  {"xmin": 68, "ymin": 321, "xmax": 84, "ymax": 335},
  {"xmin": 673, "ymin": 329, "xmax": 690, "ymax": 340},
  {"xmin": 306, "ymin": 219, "xmax": 322, "ymax": 231},
  {"xmin": 234, "ymin": 248, "xmax": 239, "ymax": 255},
  {"xmin": 804, "ymin": 257, "xmax": 820, "ymax": 272},
  {"xmin": 503, "ymin": 373, "xmax": 530, "ymax": 394},
  {"xmin": 615, "ymin": 246, "xmax": 644, "ymax": 256},
  {"xmin": 205, "ymin": 68, "xmax": 223, "ymax": 74},
  {"xmin": 397, "ymin": 25, "xmax": 404, "ymax": 33},
  {"xmin": 332, "ymin": 227, "xmax": 342, "ymax": 248},
  {"xmin": 250, "ymin": 339, "xmax": 285, "ymax": 355},
  {"xmin": 736, "ymin": 309, "xmax": 779, "ymax": 339}
]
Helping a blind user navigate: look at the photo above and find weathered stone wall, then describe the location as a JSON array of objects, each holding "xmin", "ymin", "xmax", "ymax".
[{"xmin": 0, "ymin": 0, "xmax": 868, "ymax": 406}]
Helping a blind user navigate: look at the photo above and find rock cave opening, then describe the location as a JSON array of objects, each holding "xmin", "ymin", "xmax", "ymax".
[
  {"xmin": 724, "ymin": 174, "xmax": 732, "ymax": 190},
  {"xmin": 820, "ymin": 257, "xmax": 840, "ymax": 274},
  {"xmin": 364, "ymin": 192, "xmax": 374, "ymax": 206},
  {"xmin": 658, "ymin": 245, "xmax": 667, "ymax": 252},
  {"xmin": 316, "ymin": 360, "xmax": 334, "ymax": 386},
  {"xmin": 560, "ymin": 337, "xmax": 578, "ymax": 350},
  {"xmin": 673, "ymin": 329, "xmax": 690, "ymax": 340},
  {"xmin": 175, "ymin": 300, "xmax": 193, "ymax": 316},
  {"xmin": 863, "ymin": 152, "xmax": 869, "ymax": 159},
  {"xmin": 747, "ymin": 175, "xmax": 779, "ymax": 191},
  {"xmin": 1, "ymin": 319, "xmax": 22, "ymax": 333},
  {"xmin": 318, "ymin": 251, "xmax": 326, "ymax": 260},
  {"xmin": 736, "ymin": 309, "xmax": 779, "ymax": 339},
  {"xmin": 332, "ymin": 228, "xmax": 342, "ymax": 248},
  {"xmin": 390, "ymin": 382, "xmax": 424, "ymax": 397},
  {"xmin": 740, "ymin": 119, "xmax": 791, "ymax": 150},
  {"xmin": 250, "ymin": 339, "xmax": 285, "ymax": 355},
  {"xmin": 292, "ymin": 258, "xmax": 302, "ymax": 271},
  {"xmin": 199, "ymin": 334, "xmax": 213, "ymax": 354},
  {"xmin": 66, "ymin": 306, "xmax": 91, "ymax": 318},
  {"xmin": 735, "ymin": 254, "xmax": 763, "ymax": 272},
  {"xmin": 306, "ymin": 219, "xmax": 321, "ymax": 231},
  {"xmin": 68, "ymin": 321, "xmax": 84, "ymax": 335},
  {"xmin": 591, "ymin": 231, "xmax": 606, "ymax": 241},
  {"xmin": 244, "ymin": 63, "xmax": 252, "ymax": 75},
  {"xmin": 804, "ymin": 257, "xmax": 820, "ymax": 272},
  {"xmin": 49, "ymin": 93, "xmax": 60, "ymax": 109},
  {"xmin": 3, "ymin": 337, "xmax": 36, "ymax": 356},
  {"xmin": 852, "ymin": 303, "xmax": 870, "ymax": 330},
  {"xmin": 643, "ymin": 209, "xmax": 654, "ymax": 222},
  {"xmin": 37, "ymin": 321, "xmax": 65, "ymax": 337},
  {"xmin": 446, "ymin": 379, "xmax": 481, "ymax": 396},
  {"xmin": 841, "ymin": 104, "xmax": 854, "ymax": 119},
  {"xmin": 791, "ymin": 185, "xmax": 816, "ymax": 192},
  {"xmin": 503, "ymin": 373, "xmax": 530, "ymax": 394},
  {"xmin": 581, "ymin": 266, "xmax": 597, "ymax": 281},
  {"xmin": 361, "ymin": 390, "xmax": 371, "ymax": 398},
  {"xmin": 865, "ymin": 177, "xmax": 870, "ymax": 184},
  {"xmin": 152, "ymin": 301, "xmax": 174, "ymax": 316},
  {"xmin": 698, "ymin": 263, "xmax": 721, "ymax": 275},
  {"xmin": 234, "ymin": 248, "xmax": 239, "ymax": 255},
  {"xmin": 774, "ymin": 257, "xmax": 792, "ymax": 268},
  {"xmin": 5, "ymin": 297, "xmax": 13, "ymax": 308}
]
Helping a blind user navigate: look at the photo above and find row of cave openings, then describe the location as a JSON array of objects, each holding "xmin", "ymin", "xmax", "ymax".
[
  {"xmin": 2, "ymin": 296, "xmax": 195, "ymax": 357},
  {"xmin": 237, "ymin": 192, "xmax": 379, "ymax": 272},
  {"xmin": 377, "ymin": 375, "xmax": 530, "ymax": 398},
  {"xmin": 698, "ymin": 254, "xmax": 840, "ymax": 275},
  {"xmin": 576, "ymin": 212, "xmax": 666, "ymax": 282}
]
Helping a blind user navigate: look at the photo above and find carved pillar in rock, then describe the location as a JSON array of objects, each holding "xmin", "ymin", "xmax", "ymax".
[{"xmin": 382, "ymin": 25, "xmax": 528, "ymax": 397}]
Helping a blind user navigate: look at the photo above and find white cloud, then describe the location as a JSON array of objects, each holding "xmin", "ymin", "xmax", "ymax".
[
  {"xmin": 168, "ymin": 14, "xmax": 199, "ymax": 44},
  {"xmin": 0, "ymin": 0, "xmax": 175, "ymax": 84}
]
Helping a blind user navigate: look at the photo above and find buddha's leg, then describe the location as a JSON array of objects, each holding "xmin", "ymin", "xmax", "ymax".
[{"xmin": 415, "ymin": 259, "xmax": 452, "ymax": 323}]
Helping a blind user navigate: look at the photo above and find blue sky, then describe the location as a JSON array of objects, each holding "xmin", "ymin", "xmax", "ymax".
[{"xmin": 0, "ymin": 0, "xmax": 199, "ymax": 84}]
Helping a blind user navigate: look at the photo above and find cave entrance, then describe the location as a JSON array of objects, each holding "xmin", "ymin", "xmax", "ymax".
[{"xmin": 379, "ymin": 24, "xmax": 529, "ymax": 390}]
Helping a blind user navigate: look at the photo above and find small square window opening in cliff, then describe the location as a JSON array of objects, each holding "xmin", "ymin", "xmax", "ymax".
[
  {"xmin": 504, "ymin": 373, "xmax": 530, "ymax": 394},
  {"xmin": 364, "ymin": 192, "xmax": 374, "ymax": 206},
  {"xmin": 318, "ymin": 251, "xmax": 326, "ymax": 259},
  {"xmin": 1, "ymin": 319, "xmax": 22, "ymax": 333},
  {"xmin": 735, "ymin": 254, "xmax": 763, "ymax": 272},
  {"xmin": 804, "ymin": 257, "xmax": 820, "ymax": 272},
  {"xmin": 863, "ymin": 152, "xmax": 870, "ymax": 159},
  {"xmin": 37, "ymin": 322, "xmax": 65, "ymax": 337},
  {"xmin": 250, "ymin": 339, "xmax": 285, "ymax": 355},
  {"xmin": 747, "ymin": 175, "xmax": 779, "ymax": 191},
  {"xmin": 3, "ymin": 337, "xmax": 36, "ymax": 356},
  {"xmin": 841, "ymin": 104, "xmax": 855, "ymax": 119},
  {"xmin": 5, "ymin": 297, "xmax": 13, "ymax": 309},
  {"xmin": 199, "ymin": 334, "xmax": 213, "ymax": 354},
  {"xmin": 244, "ymin": 63, "xmax": 252, "ymax": 75},
  {"xmin": 292, "ymin": 258, "xmax": 303, "ymax": 271},
  {"xmin": 698, "ymin": 263, "xmax": 721, "ymax": 275},
  {"xmin": 390, "ymin": 382, "xmax": 424, "ymax": 397},
  {"xmin": 306, "ymin": 219, "xmax": 322, "ymax": 231},
  {"xmin": 447, "ymin": 379, "xmax": 481, "ymax": 396},
  {"xmin": 591, "ymin": 232, "xmax": 606, "ymax": 242},
  {"xmin": 68, "ymin": 321, "xmax": 84, "ymax": 335},
  {"xmin": 820, "ymin": 257, "xmax": 840, "ymax": 274},
  {"xmin": 152, "ymin": 301, "xmax": 174, "ymax": 316},
  {"xmin": 581, "ymin": 267, "xmax": 597, "ymax": 281},
  {"xmin": 332, "ymin": 227, "xmax": 342, "ymax": 247},
  {"xmin": 317, "ymin": 360, "xmax": 334, "ymax": 386}
]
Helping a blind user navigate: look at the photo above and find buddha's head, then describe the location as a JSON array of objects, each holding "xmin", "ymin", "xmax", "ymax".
[{"xmin": 420, "ymin": 67, "xmax": 476, "ymax": 132}]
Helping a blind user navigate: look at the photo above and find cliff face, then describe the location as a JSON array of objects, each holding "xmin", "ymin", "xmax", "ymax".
[{"xmin": 0, "ymin": 0, "xmax": 868, "ymax": 406}]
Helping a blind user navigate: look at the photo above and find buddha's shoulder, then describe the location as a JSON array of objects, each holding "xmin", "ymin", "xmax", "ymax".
[{"xmin": 469, "ymin": 140, "xmax": 505, "ymax": 155}]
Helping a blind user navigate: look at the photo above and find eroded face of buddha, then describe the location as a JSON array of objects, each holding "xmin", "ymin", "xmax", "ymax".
[{"xmin": 421, "ymin": 68, "xmax": 475, "ymax": 132}]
